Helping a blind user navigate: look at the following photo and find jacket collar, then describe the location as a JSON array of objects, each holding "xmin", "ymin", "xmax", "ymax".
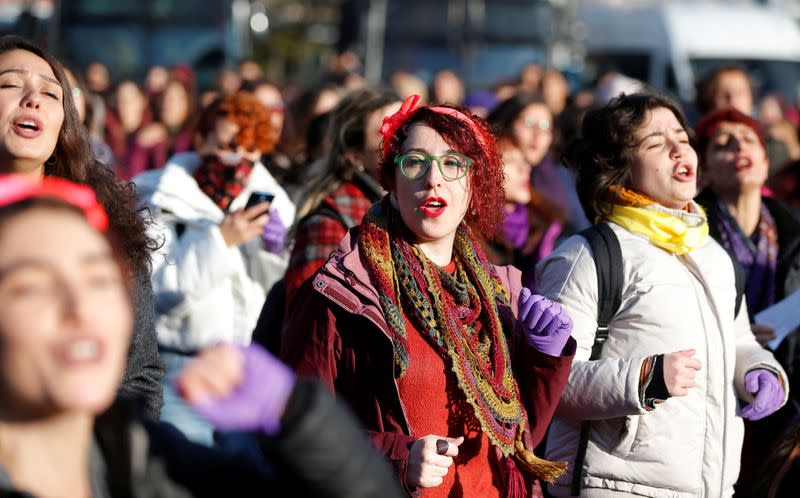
[
  {"xmin": 312, "ymin": 228, "xmax": 524, "ymax": 337},
  {"xmin": 312, "ymin": 228, "xmax": 390, "ymax": 334}
]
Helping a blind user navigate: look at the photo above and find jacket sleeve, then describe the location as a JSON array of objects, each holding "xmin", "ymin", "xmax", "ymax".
[
  {"xmin": 149, "ymin": 215, "xmax": 246, "ymax": 320},
  {"xmin": 280, "ymin": 280, "xmax": 342, "ymax": 390},
  {"xmin": 536, "ymin": 237, "xmax": 649, "ymax": 421},
  {"xmin": 281, "ymin": 281, "xmax": 420, "ymax": 496},
  {"xmin": 498, "ymin": 263, "xmax": 577, "ymax": 446},
  {"xmin": 117, "ymin": 268, "xmax": 165, "ymax": 418},
  {"xmin": 733, "ymin": 299, "xmax": 790, "ymax": 405},
  {"xmin": 517, "ymin": 339, "xmax": 576, "ymax": 447},
  {"xmin": 260, "ymin": 379, "xmax": 406, "ymax": 498}
]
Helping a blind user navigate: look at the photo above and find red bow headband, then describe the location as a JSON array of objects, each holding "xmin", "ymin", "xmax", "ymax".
[
  {"xmin": 379, "ymin": 94, "xmax": 488, "ymax": 159},
  {"xmin": 0, "ymin": 175, "xmax": 109, "ymax": 231}
]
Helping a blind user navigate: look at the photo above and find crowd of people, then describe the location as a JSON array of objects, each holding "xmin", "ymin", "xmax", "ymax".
[{"xmin": 0, "ymin": 32, "xmax": 799, "ymax": 497}]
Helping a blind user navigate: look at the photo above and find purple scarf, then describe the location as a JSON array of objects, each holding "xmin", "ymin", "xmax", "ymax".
[
  {"xmin": 502, "ymin": 203, "xmax": 529, "ymax": 250},
  {"xmin": 712, "ymin": 201, "xmax": 778, "ymax": 315}
]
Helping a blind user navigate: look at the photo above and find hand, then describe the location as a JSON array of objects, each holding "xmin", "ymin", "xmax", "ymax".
[
  {"xmin": 663, "ymin": 349, "xmax": 702, "ymax": 397},
  {"xmin": 176, "ymin": 343, "xmax": 296, "ymax": 436},
  {"xmin": 518, "ymin": 288, "xmax": 573, "ymax": 356},
  {"xmin": 741, "ymin": 369, "xmax": 784, "ymax": 421},
  {"xmin": 405, "ymin": 435, "xmax": 463, "ymax": 488},
  {"xmin": 136, "ymin": 122, "xmax": 168, "ymax": 148},
  {"xmin": 751, "ymin": 324, "xmax": 776, "ymax": 348},
  {"xmin": 219, "ymin": 202, "xmax": 271, "ymax": 247},
  {"xmin": 261, "ymin": 211, "xmax": 286, "ymax": 254}
]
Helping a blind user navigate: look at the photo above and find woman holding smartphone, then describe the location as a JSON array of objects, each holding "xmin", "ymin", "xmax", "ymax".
[{"xmin": 134, "ymin": 91, "xmax": 295, "ymax": 445}]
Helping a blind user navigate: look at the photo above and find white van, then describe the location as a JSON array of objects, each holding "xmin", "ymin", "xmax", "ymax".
[{"xmin": 578, "ymin": 3, "xmax": 800, "ymax": 109}]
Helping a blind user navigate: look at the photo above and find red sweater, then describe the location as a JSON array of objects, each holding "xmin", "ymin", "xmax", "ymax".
[{"xmin": 398, "ymin": 262, "xmax": 502, "ymax": 498}]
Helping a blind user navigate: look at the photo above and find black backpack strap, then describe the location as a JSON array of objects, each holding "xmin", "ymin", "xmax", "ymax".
[
  {"xmin": 571, "ymin": 223, "xmax": 624, "ymax": 494},
  {"xmin": 580, "ymin": 223, "xmax": 624, "ymax": 360}
]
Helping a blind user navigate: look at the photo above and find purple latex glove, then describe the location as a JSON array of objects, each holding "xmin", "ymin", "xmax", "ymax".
[
  {"xmin": 740, "ymin": 369, "xmax": 784, "ymax": 421},
  {"xmin": 191, "ymin": 344, "xmax": 295, "ymax": 436},
  {"xmin": 261, "ymin": 212, "xmax": 286, "ymax": 254},
  {"xmin": 518, "ymin": 287, "xmax": 573, "ymax": 356}
]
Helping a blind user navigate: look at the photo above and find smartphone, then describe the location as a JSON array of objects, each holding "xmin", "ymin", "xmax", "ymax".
[{"xmin": 245, "ymin": 191, "xmax": 275, "ymax": 210}]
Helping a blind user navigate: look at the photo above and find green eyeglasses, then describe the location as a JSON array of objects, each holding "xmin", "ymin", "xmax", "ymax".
[{"xmin": 394, "ymin": 151, "xmax": 472, "ymax": 181}]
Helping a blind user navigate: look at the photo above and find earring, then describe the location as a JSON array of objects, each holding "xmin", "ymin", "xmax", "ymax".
[{"xmin": 45, "ymin": 156, "xmax": 57, "ymax": 166}]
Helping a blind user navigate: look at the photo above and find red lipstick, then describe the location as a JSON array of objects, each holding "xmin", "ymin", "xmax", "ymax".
[
  {"xmin": 420, "ymin": 197, "xmax": 447, "ymax": 218},
  {"xmin": 735, "ymin": 156, "xmax": 753, "ymax": 171}
]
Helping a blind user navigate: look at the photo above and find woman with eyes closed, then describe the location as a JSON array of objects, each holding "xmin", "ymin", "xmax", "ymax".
[
  {"xmin": 694, "ymin": 107, "xmax": 800, "ymax": 497},
  {"xmin": 282, "ymin": 95, "xmax": 576, "ymax": 498},
  {"xmin": 0, "ymin": 35, "xmax": 164, "ymax": 418},
  {"xmin": 536, "ymin": 92, "xmax": 788, "ymax": 497}
]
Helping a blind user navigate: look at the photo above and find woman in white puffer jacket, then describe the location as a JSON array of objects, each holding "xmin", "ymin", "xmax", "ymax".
[
  {"xmin": 135, "ymin": 92, "xmax": 295, "ymax": 446},
  {"xmin": 537, "ymin": 92, "xmax": 788, "ymax": 497}
]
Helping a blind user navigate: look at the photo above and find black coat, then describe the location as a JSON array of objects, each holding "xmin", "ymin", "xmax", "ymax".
[
  {"xmin": 0, "ymin": 380, "xmax": 405, "ymax": 498},
  {"xmin": 697, "ymin": 190, "xmax": 800, "ymax": 409}
]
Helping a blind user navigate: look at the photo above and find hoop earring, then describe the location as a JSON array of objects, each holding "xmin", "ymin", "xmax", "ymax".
[{"xmin": 45, "ymin": 156, "xmax": 57, "ymax": 166}]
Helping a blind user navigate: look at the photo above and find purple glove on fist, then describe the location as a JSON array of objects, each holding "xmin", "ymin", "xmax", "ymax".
[
  {"xmin": 261, "ymin": 213, "xmax": 286, "ymax": 254},
  {"xmin": 740, "ymin": 369, "xmax": 784, "ymax": 421},
  {"xmin": 518, "ymin": 287, "xmax": 573, "ymax": 356},
  {"xmin": 192, "ymin": 344, "xmax": 295, "ymax": 436}
]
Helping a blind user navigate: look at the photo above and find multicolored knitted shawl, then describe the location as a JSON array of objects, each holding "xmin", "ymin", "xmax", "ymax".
[{"xmin": 358, "ymin": 198, "xmax": 566, "ymax": 486}]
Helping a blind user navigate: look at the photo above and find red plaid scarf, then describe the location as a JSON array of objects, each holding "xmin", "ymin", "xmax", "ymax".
[{"xmin": 193, "ymin": 155, "xmax": 255, "ymax": 211}]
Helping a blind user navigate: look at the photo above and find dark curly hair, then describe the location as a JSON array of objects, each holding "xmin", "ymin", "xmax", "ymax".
[
  {"xmin": 0, "ymin": 35, "xmax": 157, "ymax": 273},
  {"xmin": 377, "ymin": 105, "xmax": 505, "ymax": 239},
  {"xmin": 195, "ymin": 91, "xmax": 279, "ymax": 154},
  {"xmin": 562, "ymin": 91, "xmax": 689, "ymax": 222}
]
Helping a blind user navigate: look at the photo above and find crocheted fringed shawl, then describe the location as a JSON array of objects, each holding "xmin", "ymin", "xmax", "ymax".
[{"xmin": 358, "ymin": 199, "xmax": 566, "ymax": 490}]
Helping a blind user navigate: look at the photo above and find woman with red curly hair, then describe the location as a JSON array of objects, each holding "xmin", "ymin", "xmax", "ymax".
[
  {"xmin": 134, "ymin": 91, "xmax": 295, "ymax": 446},
  {"xmin": 282, "ymin": 95, "xmax": 575, "ymax": 497}
]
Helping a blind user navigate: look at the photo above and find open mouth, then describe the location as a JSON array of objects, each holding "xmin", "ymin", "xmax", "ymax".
[
  {"xmin": 674, "ymin": 163, "xmax": 694, "ymax": 181},
  {"xmin": 420, "ymin": 197, "xmax": 447, "ymax": 218},
  {"xmin": 735, "ymin": 157, "xmax": 753, "ymax": 171},
  {"xmin": 13, "ymin": 117, "xmax": 42, "ymax": 136},
  {"xmin": 59, "ymin": 337, "xmax": 104, "ymax": 365}
]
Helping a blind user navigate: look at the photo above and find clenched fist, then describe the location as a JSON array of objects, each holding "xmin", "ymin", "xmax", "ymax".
[
  {"xmin": 663, "ymin": 349, "xmax": 702, "ymax": 397},
  {"xmin": 405, "ymin": 435, "xmax": 464, "ymax": 488}
]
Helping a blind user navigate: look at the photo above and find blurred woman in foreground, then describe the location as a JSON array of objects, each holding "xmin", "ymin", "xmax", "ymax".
[{"xmin": 0, "ymin": 174, "xmax": 403, "ymax": 498}]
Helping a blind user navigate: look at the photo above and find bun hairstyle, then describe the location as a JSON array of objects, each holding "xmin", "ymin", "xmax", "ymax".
[{"xmin": 562, "ymin": 91, "xmax": 689, "ymax": 222}]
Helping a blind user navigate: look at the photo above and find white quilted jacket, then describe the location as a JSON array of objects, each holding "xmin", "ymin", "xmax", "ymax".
[{"xmin": 537, "ymin": 220, "xmax": 788, "ymax": 498}]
